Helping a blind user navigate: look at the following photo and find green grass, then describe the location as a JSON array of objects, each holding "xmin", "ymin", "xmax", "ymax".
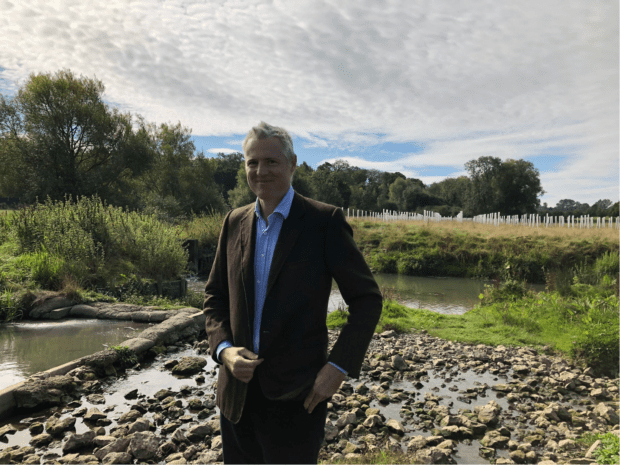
[{"xmin": 323, "ymin": 450, "xmax": 413, "ymax": 464}]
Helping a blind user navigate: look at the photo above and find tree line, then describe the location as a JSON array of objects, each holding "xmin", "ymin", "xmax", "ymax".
[{"xmin": 1, "ymin": 70, "xmax": 617, "ymax": 219}]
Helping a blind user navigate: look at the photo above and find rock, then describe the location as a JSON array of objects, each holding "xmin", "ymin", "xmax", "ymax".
[
  {"xmin": 585, "ymin": 439, "xmax": 602, "ymax": 459},
  {"xmin": 62, "ymin": 430, "xmax": 96, "ymax": 453},
  {"xmin": 29, "ymin": 295, "xmax": 75, "ymax": 318},
  {"xmin": 186, "ymin": 423, "xmax": 213, "ymax": 441},
  {"xmin": 29, "ymin": 433, "xmax": 53, "ymax": 447},
  {"xmin": 28, "ymin": 422, "xmax": 44, "ymax": 435},
  {"xmin": 0, "ymin": 424, "xmax": 17, "ymax": 437},
  {"xmin": 593, "ymin": 402, "xmax": 619, "ymax": 425},
  {"xmin": 45, "ymin": 415, "xmax": 76, "ymax": 435},
  {"xmin": 127, "ymin": 418, "xmax": 150, "ymax": 434},
  {"xmin": 414, "ymin": 447, "xmax": 451, "ymax": 464},
  {"xmin": 124, "ymin": 389, "xmax": 139, "ymax": 400},
  {"xmin": 171, "ymin": 356, "xmax": 207, "ymax": 375},
  {"xmin": 391, "ymin": 355, "xmax": 408, "ymax": 371},
  {"xmin": 386, "ymin": 418, "xmax": 405, "ymax": 436},
  {"xmin": 129, "ymin": 431, "xmax": 160, "ymax": 460},
  {"xmin": 154, "ymin": 388, "xmax": 176, "ymax": 400},
  {"xmin": 211, "ymin": 435, "xmax": 223, "ymax": 450},
  {"xmin": 93, "ymin": 436, "xmax": 117, "ymax": 447},
  {"xmin": 14, "ymin": 375, "xmax": 75, "ymax": 409},
  {"xmin": 379, "ymin": 330, "xmax": 397, "ymax": 338},
  {"xmin": 84, "ymin": 407, "xmax": 106, "ymax": 422},
  {"xmin": 510, "ymin": 449, "xmax": 527, "ymax": 463},
  {"xmin": 477, "ymin": 400, "xmax": 502, "ymax": 426},
  {"xmin": 171, "ymin": 428, "xmax": 188, "ymax": 444},
  {"xmin": 195, "ymin": 450, "xmax": 222, "ymax": 463},
  {"xmin": 557, "ymin": 439, "xmax": 576, "ymax": 451},
  {"xmin": 481, "ymin": 430, "xmax": 510, "ymax": 448},
  {"xmin": 118, "ymin": 409, "xmax": 141, "ymax": 424},
  {"xmin": 541, "ymin": 402, "xmax": 571, "ymax": 422},
  {"xmin": 325, "ymin": 422, "xmax": 338, "ymax": 441},
  {"xmin": 335, "ymin": 411, "xmax": 357, "ymax": 429},
  {"xmin": 101, "ymin": 452, "xmax": 133, "ymax": 464},
  {"xmin": 94, "ymin": 437, "xmax": 131, "ymax": 460},
  {"xmin": 363, "ymin": 415, "xmax": 383, "ymax": 429}
]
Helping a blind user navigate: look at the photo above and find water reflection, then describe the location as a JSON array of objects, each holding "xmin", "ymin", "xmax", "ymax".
[{"xmin": 0, "ymin": 319, "xmax": 149, "ymax": 391}]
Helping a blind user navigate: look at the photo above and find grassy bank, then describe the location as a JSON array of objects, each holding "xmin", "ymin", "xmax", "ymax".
[
  {"xmin": 350, "ymin": 219, "xmax": 619, "ymax": 283},
  {"xmin": 328, "ymin": 252, "xmax": 619, "ymax": 376}
]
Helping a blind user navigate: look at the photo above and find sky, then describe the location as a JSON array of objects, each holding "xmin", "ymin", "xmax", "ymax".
[{"xmin": 0, "ymin": 0, "xmax": 617, "ymax": 208}]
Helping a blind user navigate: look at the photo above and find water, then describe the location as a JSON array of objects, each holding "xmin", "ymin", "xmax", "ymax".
[
  {"xmin": 189, "ymin": 272, "xmax": 546, "ymax": 315},
  {"xmin": 0, "ymin": 319, "xmax": 150, "ymax": 391}
]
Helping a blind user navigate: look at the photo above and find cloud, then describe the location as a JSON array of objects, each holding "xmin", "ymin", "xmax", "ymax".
[
  {"xmin": 0, "ymin": 0, "xmax": 616, "ymax": 204},
  {"xmin": 206, "ymin": 148, "xmax": 240, "ymax": 155}
]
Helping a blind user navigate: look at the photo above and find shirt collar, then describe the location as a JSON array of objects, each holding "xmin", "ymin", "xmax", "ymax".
[{"xmin": 254, "ymin": 186, "xmax": 295, "ymax": 221}]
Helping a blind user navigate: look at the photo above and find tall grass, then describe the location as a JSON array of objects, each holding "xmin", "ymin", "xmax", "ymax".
[{"xmin": 4, "ymin": 196, "xmax": 187, "ymax": 290}]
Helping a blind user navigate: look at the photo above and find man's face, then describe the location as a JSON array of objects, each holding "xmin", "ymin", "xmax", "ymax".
[{"xmin": 245, "ymin": 137, "xmax": 296, "ymax": 206}]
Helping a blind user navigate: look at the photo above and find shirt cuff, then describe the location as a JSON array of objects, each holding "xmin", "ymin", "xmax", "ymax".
[
  {"xmin": 328, "ymin": 361, "xmax": 348, "ymax": 376},
  {"xmin": 216, "ymin": 340, "xmax": 234, "ymax": 363}
]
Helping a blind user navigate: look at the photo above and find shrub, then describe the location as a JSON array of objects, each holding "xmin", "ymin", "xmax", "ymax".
[{"xmin": 111, "ymin": 345, "xmax": 138, "ymax": 368}]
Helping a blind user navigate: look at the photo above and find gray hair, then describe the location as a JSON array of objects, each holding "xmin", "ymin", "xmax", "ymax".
[{"xmin": 242, "ymin": 121, "xmax": 296, "ymax": 165}]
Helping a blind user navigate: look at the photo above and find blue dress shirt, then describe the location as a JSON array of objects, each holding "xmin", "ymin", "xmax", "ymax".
[{"xmin": 216, "ymin": 187, "xmax": 346, "ymax": 376}]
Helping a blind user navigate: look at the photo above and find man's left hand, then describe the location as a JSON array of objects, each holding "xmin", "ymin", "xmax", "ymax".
[{"xmin": 303, "ymin": 363, "xmax": 346, "ymax": 414}]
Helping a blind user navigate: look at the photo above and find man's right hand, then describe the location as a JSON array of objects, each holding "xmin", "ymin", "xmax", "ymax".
[{"xmin": 220, "ymin": 347, "xmax": 263, "ymax": 383}]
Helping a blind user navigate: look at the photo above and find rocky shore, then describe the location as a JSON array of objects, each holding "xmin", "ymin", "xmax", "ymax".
[{"xmin": 0, "ymin": 318, "xmax": 618, "ymax": 464}]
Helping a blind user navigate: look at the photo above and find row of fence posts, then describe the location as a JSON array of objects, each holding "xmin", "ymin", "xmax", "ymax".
[{"xmin": 344, "ymin": 208, "xmax": 620, "ymax": 229}]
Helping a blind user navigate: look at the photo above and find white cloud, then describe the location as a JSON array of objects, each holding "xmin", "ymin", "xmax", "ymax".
[
  {"xmin": 0, "ymin": 0, "xmax": 616, "ymax": 204},
  {"xmin": 206, "ymin": 148, "xmax": 240, "ymax": 155}
]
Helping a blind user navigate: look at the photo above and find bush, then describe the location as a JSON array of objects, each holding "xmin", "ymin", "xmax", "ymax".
[{"xmin": 9, "ymin": 195, "xmax": 187, "ymax": 288}]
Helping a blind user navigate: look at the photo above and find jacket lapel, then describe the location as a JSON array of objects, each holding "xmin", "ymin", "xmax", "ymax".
[
  {"xmin": 239, "ymin": 206, "xmax": 256, "ymax": 328},
  {"xmin": 265, "ymin": 193, "xmax": 306, "ymax": 297}
]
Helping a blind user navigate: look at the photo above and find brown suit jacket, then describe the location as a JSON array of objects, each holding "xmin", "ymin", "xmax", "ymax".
[{"xmin": 203, "ymin": 193, "xmax": 382, "ymax": 423}]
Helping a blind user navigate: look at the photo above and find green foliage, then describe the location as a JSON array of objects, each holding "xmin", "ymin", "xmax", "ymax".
[
  {"xmin": 121, "ymin": 288, "xmax": 204, "ymax": 310},
  {"xmin": 0, "ymin": 289, "xmax": 22, "ymax": 322},
  {"xmin": 228, "ymin": 166, "xmax": 255, "ymax": 208},
  {"xmin": 579, "ymin": 433, "xmax": 620, "ymax": 465},
  {"xmin": 8, "ymin": 195, "xmax": 187, "ymax": 289},
  {"xmin": 181, "ymin": 212, "xmax": 225, "ymax": 248},
  {"xmin": 111, "ymin": 345, "xmax": 138, "ymax": 368}
]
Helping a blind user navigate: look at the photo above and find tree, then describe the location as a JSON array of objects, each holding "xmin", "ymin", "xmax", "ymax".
[
  {"xmin": 136, "ymin": 122, "xmax": 225, "ymax": 216},
  {"xmin": 464, "ymin": 156, "xmax": 544, "ymax": 216},
  {"xmin": 0, "ymin": 70, "xmax": 151, "ymax": 203},
  {"xmin": 228, "ymin": 166, "xmax": 255, "ymax": 208},
  {"xmin": 213, "ymin": 152, "xmax": 244, "ymax": 203}
]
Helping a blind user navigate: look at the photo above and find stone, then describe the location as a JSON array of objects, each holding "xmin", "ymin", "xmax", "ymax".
[
  {"xmin": 391, "ymin": 355, "xmax": 408, "ymax": 371},
  {"xmin": 118, "ymin": 409, "xmax": 141, "ymax": 424},
  {"xmin": 325, "ymin": 422, "xmax": 338, "ymax": 441},
  {"xmin": 557, "ymin": 439, "xmax": 576, "ymax": 451},
  {"xmin": 94, "ymin": 437, "xmax": 131, "ymax": 460},
  {"xmin": 386, "ymin": 418, "xmax": 404, "ymax": 435},
  {"xmin": 195, "ymin": 450, "xmax": 222, "ymax": 463},
  {"xmin": 211, "ymin": 435, "xmax": 223, "ymax": 450},
  {"xmin": 481, "ymin": 431, "xmax": 510, "ymax": 448},
  {"xmin": 28, "ymin": 422, "xmax": 44, "ymax": 435},
  {"xmin": 62, "ymin": 430, "xmax": 96, "ymax": 453},
  {"xmin": 124, "ymin": 389, "xmax": 139, "ymax": 400},
  {"xmin": 171, "ymin": 356, "xmax": 208, "ymax": 375},
  {"xmin": 29, "ymin": 296, "xmax": 75, "ymax": 318},
  {"xmin": 335, "ymin": 411, "xmax": 357, "ymax": 429},
  {"xmin": 84, "ymin": 407, "xmax": 106, "ymax": 422},
  {"xmin": 93, "ymin": 436, "xmax": 117, "ymax": 447},
  {"xmin": 363, "ymin": 415, "xmax": 383, "ymax": 429},
  {"xmin": 127, "ymin": 418, "xmax": 150, "ymax": 434},
  {"xmin": 477, "ymin": 400, "xmax": 502, "ymax": 426},
  {"xmin": 0, "ymin": 424, "xmax": 17, "ymax": 437},
  {"xmin": 14, "ymin": 375, "xmax": 75, "ymax": 409},
  {"xmin": 414, "ymin": 447, "xmax": 451, "ymax": 464},
  {"xmin": 187, "ymin": 423, "xmax": 213, "ymax": 441},
  {"xmin": 593, "ymin": 402, "xmax": 619, "ymax": 425},
  {"xmin": 379, "ymin": 330, "xmax": 397, "ymax": 338},
  {"xmin": 510, "ymin": 449, "xmax": 527, "ymax": 463},
  {"xmin": 29, "ymin": 433, "xmax": 53, "ymax": 447},
  {"xmin": 101, "ymin": 452, "xmax": 133, "ymax": 464},
  {"xmin": 129, "ymin": 431, "xmax": 160, "ymax": 460},
  {"xmin": 46, "ymin": 415, "xmax": 76, "ymax": 435},
  {"xmin": 585, "ymin": 439, "xmax": 601, "ymax": 459}
]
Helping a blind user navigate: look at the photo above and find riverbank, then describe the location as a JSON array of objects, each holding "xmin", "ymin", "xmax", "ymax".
[
  {"xmin": 0, "ymin": 322, "xmax": 617, "ymax": 465},
  {"xmin": 349, "ymin": 218, "xmax": 619, "ymax": 283}
]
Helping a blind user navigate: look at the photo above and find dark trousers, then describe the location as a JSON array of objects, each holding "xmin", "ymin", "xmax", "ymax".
[{"xmin": 220, "ymin": 377, "xmax": 327, "ymax": 464}]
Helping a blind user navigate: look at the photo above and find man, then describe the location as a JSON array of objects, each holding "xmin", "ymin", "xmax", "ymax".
[{"xmin": 203, "ymin": 121, "xmax": 382, "ymax": 464}]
